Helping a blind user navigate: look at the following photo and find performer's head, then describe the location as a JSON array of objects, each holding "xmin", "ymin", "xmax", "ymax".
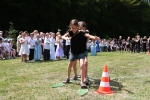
[
  {"xmin": 69, "ymin": 19, "xmax": 79, "ymax": 34},
  {"xmin": 78, "ymin": 21, "xmax": 86, "ymax": 30}
]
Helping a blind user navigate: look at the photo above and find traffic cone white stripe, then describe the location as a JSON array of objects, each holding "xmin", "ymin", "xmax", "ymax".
[
  {"xmin": 100, "ymin": 82, "xmax": 110, "ymax": 87},
  {"xmin": 102, "ymin": 72, "xmax": 108, "ymax": 77},
  {"xmin": 95, "ymin": 65, "xmax": 113, "ymax": 94}
]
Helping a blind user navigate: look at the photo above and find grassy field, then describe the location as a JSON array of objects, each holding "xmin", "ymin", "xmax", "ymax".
[{"xmin": 0, "ymin": 52, "xmax": 150, "ymax": 100}]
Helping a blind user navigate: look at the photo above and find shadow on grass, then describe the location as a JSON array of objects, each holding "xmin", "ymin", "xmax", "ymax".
[
  {"xmin": 26, "ymin": 59, "xmax": 68, "ymax": 63},
  {"xmin": 91, "ymin": 78, "xmax": 134, "ymax": 94},
  {"xmin": 144, "ymin": 81, "xmax": 150, "ymax": 83}
]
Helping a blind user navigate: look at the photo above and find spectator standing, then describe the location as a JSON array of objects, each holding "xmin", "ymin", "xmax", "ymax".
[
  {"xmin": 34, "ymin": 35, "xmax": 42, "ymax": 61},
  {"xmin": 135, "ymin": 35, "xmax": 141, "ymax": 53},
  {"xmin": 43, "ymin": 33, "xmax": 50, "ymax": 61},
  {"xmin": 118, "ymin": 36, "xmax": 123, "ymax": 53},
  {"xmin": 50, "ymin": 33, "xmax": 56, "ymax": 60},
  {"xmin": 28, "ymin": 33, "xmax": 35, "ymax": 61},
  {"xmin": 130, "ymin": 38, "xmax": 136, "ymax": 53},
  {"xmin": 19, "ymin": 32, "xmax": 29, "ymax": 62},
  {"xmin": 142, "ymin": 36, "xmax": 147, "ymax": 54},
  {"xmin": 17, "ymin": 31, "xmax": 23, "ymax": 56}
]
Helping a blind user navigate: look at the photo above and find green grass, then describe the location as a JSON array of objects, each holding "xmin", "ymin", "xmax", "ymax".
[{"xmin": 0, "ymin": 52, "xmax": 150, "ymax": 100}]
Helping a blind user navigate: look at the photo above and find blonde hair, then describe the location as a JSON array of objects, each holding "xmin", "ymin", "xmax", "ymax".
[
  {"xmin": 33, "ymin": 30, "xmax": 38, "ymax": 33},
  {"xmin": 56, "ymin": 32, "xmax": 61, "ymax": 36}
]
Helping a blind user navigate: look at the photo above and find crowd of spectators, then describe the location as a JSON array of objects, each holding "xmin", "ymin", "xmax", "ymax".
[{"xmin": 0, "ymin": 30, "xmax": 150, "ymax": 61}]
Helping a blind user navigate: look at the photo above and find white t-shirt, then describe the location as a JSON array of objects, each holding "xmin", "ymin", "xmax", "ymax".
[
  {"xmin": 3, "ymin": 42, "xmax": 10, "ymax": 51},
  {"xmin": 0, "ymin": 42, "xmax": 4, "ymax": 48},
  {"xmin": 28, "ymin": 38, "xmax": 35, "ymax": 49},
  {"xmin": 66, "ymin": 39, "xmax": 70, "ymax": 45},
  {"xmin": 44, "ymin": 37, "xmax": 50, "ymax": 49}
]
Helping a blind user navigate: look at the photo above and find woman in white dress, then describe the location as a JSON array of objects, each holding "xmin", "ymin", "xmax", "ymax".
[
  {"xmin": 50, "ymin": 33, "xmax": 56, "ymax": 60},
  {"xmin": 19, "ymin": 32, "xmax": 29, "ymax": 62}
]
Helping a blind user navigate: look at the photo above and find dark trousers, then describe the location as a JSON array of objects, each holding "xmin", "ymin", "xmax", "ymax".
[
  {"xmin": 44, "ymin": 49, "xmax": 50, "ymax": 61},
  {"xmin": 41, "ymin": 45, "xmax": 44, "ymax": 55},
  {"xmin": 142, "ymin": 43, "xmax": 146, "ymax": 52},
  {"xmin": 55, "ymin": 45, "xmax": 57, "ymax": 51},
  {"xmin": 136, "ymin": 44, "xmax": 140, "ymax": 53},
  {"xmin": 29, "ymin": 49, "xmax": 34, "ymax": 60},
  {"xmin": 131, "ymin": 46, "xmax": 135, "ymax": 53},
  {"xmin": 118, "ymin": 44, "xmax": 123, "ymax": 52},
  {"xmin": 66, "ymin": 45, "xmax": 70, "ymax": 59}
]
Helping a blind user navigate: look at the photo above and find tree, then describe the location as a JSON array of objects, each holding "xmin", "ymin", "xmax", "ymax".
[{"xmin": 6, "ymin": 22, "xmax": 19, "ymax": 48}]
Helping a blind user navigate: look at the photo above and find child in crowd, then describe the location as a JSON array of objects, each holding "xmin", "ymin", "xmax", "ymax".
[
  {"xmin": 90, "ymin": 39, "xmax": 97, "ymax": 56},
  {"xmin": 50, "ymin": 32, "xmax": 56, "ymax": 60},
  {"xmin": 55, "ymin": 32, "xmax": 61, "ymax": 51},
  {"xmin": 28, "ymin": 33, "xmax": 35, "ymax": 61},
  {"xmin": 65, "ymin": 36, "xmax": 71, "ymax": 59},
  {"xmin": 44, "ymin": 33, "xmax": 50, "ymax": 61},
  {"xmin": 8, "ymin": 39, "xmax": 16, "ymax": 59},
  {"xmin": 17, "ymin": 31, "xmax": 23, "ymax": 56},
  {"xmin": 0, "ymin": 38, "xmax": 5, "ymax": 59},
  {"xmin": 55, "ymin": 35, "xmax": 64, "ymax": 60},
  {"xmin": 34, "ymin": 34, "xmax": 42, "ymax": 61},
  {"xmin": 40, "ymin": 32, "xmax": 45, "ymax": 55},
  {"xmin": 3, "ymin": 39, "xmax": 11, "ymax": 59},
  {"xmin": 19, "ymin": 32, "xmax": 29, "ymax": 62}
]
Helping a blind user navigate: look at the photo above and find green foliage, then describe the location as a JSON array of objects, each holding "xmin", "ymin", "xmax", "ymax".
[
  {"xmin": 0, "ymin": 0, "xmax": 150, "ymax": 38},
  {"xmin": 6, "ymin": 22, "xmax": 18, "ymax": 38},
  {"xmin": 6, "ymin": 22, "xmax": 18, "ymax": 48}
]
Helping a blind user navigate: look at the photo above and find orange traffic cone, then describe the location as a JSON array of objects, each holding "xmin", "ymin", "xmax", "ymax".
[{"xmin": 95, "ymin": 65, "xmax": 113, "ymax": 94}]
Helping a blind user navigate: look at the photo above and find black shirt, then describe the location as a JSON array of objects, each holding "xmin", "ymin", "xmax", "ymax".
[
  {"xmin": 69, "ymin": 31, "xmax": 86, "ymax": 54},
  {"xmin": 142, "ymin": 38, "xmax": 147, "ymax": 44},
  {"xmin": 131, "ymin": 40, "xmax": 135, "ymax": 46},
  {"xmin": 118, "ymin": 39, "xmax": 122, "ymax": 45}
]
